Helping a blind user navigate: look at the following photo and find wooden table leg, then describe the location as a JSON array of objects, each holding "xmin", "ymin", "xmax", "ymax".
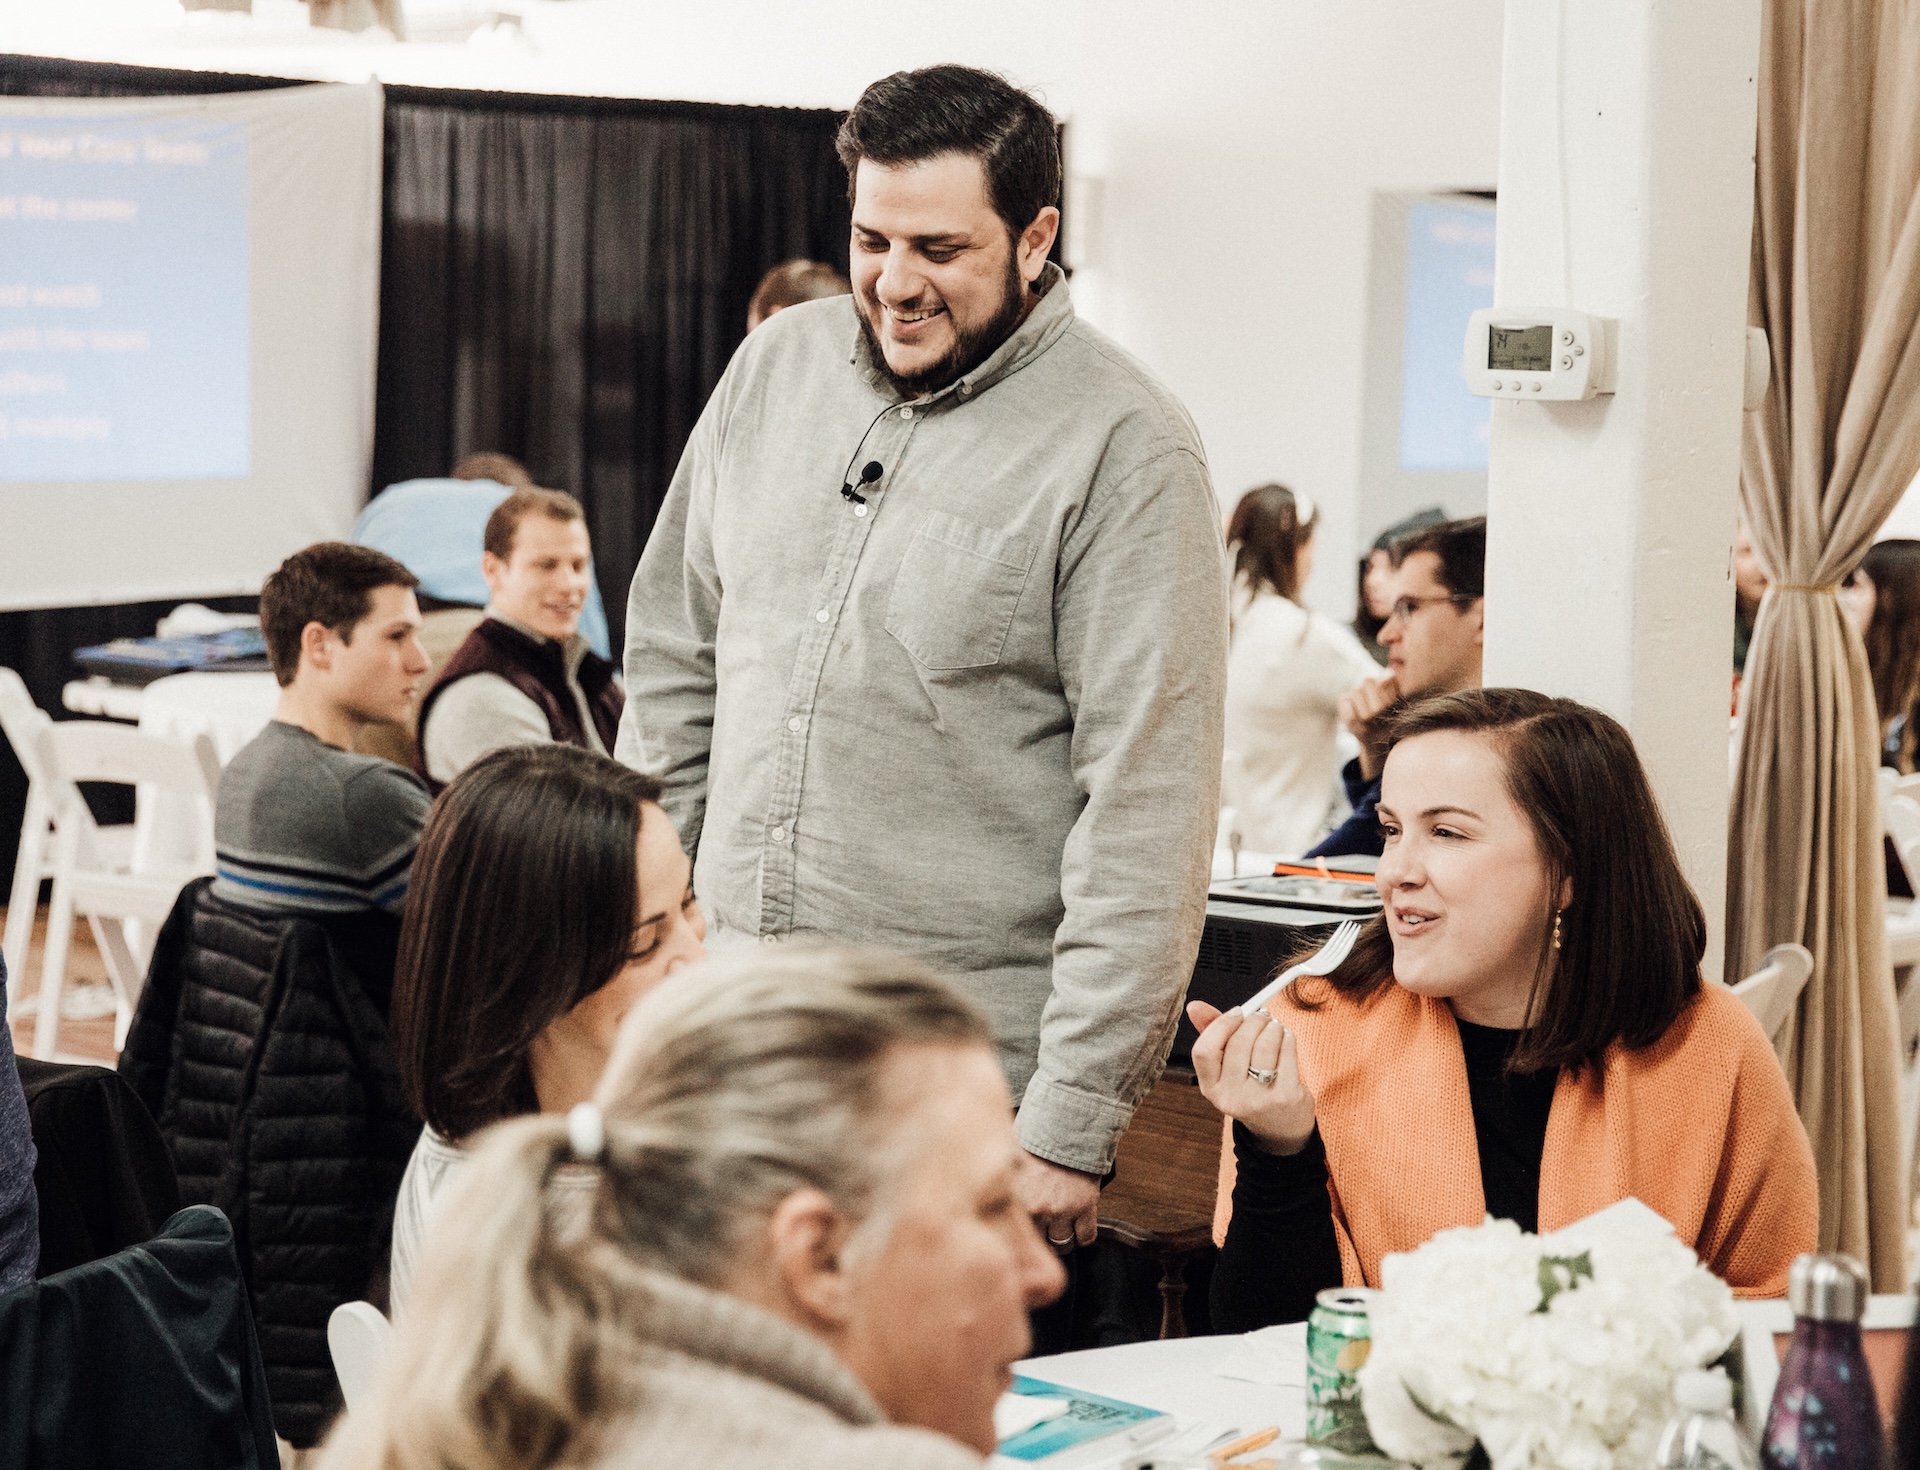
[{"xmin": 1155, "ymin": 1247, "xmax": 1193, "ymax": 1339}]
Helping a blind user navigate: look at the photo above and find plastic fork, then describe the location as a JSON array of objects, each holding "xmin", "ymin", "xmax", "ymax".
[{"xmin": 1236, "ymin": 918, "xmax": 1361, "ymax": 1016}]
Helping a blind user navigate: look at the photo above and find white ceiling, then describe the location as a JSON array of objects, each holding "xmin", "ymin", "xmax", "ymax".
[{"xmin": 0, "ymin": 0, "xmax": 1084, "ymax": 109}]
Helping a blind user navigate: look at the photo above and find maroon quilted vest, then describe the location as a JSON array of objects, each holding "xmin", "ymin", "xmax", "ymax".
[{"xmin": 414, "ymin": 618, "xmax": 624, "ymax": 793}]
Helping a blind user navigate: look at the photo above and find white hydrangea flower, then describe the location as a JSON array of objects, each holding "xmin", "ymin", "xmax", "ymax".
[{"xmin": 1355, "ymin": 1210, "xmax": 1737, "ymax": 1470}]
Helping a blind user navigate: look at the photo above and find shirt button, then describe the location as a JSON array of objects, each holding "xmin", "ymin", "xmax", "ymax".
[
  {"xmin": 900, "ymin": 405, "xmax": 914, "ymax": 420},
  {"xmin": 769, "ymin": 825, "xmax": 787, "ymax": 843},
  {"xmin": 786, "ymin": 716, "xmax": 802, "ymax": 732},
  {"xmin": 854, "ymin": 503, "xmax": 868, "ymax": 517},
  {"xmin": 959, "ymin": 383, "xmax": 972, "ymax": 396},
  {"xmin": 814, "ymin": 608, "xmax": 829, "ymax": 623},
  {"xmin": 761, "ymin": 932, "xmax": 779, "ymax": 945}
]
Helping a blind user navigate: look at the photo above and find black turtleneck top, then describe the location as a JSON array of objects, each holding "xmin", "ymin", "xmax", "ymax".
[{"xmin": 1209, "ymin": 1019, "xmax": 1558, "ymax": 1333}]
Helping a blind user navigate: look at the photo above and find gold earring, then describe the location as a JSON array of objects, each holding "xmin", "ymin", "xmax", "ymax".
[{"xmin": 1551, "ymin": 909, "xmax": 1564, "ymax": 951}]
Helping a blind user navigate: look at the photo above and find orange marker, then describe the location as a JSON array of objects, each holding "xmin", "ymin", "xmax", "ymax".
[{"xmin": 1208, "ymin": 1425, "xmax": 1281, "ymax": 1462}]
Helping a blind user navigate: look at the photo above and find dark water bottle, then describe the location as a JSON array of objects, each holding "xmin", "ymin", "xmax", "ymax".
[{"xmin": 1760, "ymin": 1253, "xmax": 1882, "ymax": 1470}]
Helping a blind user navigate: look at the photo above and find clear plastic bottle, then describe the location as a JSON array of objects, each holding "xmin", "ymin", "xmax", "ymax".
[{"xmin": 1653, "ymin": 1368, "xmax": 1761, "ymax": 1470}]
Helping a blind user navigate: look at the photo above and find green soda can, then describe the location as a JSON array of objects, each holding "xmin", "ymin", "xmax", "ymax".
[{"xmin": 1306, "ymin": 1287, "xmax": 1378, "ymax": 1454}]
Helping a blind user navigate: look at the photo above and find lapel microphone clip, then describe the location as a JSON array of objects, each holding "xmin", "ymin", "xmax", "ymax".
[{"xmin": 841, "ymin": 461, "xmax": 884, "ymax": 504}]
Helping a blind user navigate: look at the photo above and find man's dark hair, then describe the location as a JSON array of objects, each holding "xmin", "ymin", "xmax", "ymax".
[
  {"xmin": 836, "ymin": 64, "xmax": 1062, "ymax": 240},
  {"xmin": 1392, "ymin": 515, "xmax": 1487, "ymax": 600},
  {"xmin": 1288, "ymin": 688, "xmax": 1705, "ymax": 1076},
  {"xmin": 389, "ymin": 743, "xmax": 665, "ymax": 1141},
  {"xmin": 450, "ymin": 450, "xmax": 536, "ymax": 492},
  {"xmin": 748, "ymin": 258, "xmax": 851, "ymax": 329},
  {"xmin": 483, "ymin": 487, "xmax": 587, "ymax": 561},
  {"xmin": 259, "ymin": 541, "xmax": 419, "ymax": 687}
]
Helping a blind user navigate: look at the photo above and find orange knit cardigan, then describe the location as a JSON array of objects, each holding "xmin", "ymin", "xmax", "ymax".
[{"xmin": 1210, "ymin": 981, "xmax": 1818, "ymax": 1297}]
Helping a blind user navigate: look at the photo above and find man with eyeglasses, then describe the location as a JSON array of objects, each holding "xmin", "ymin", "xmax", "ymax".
[{"xmin": 1306, "ymin": 516, "xmax": 1486, "ymax": 858}]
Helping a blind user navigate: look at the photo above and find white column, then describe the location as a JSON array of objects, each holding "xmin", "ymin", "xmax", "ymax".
[{"xmin": 1481, "ymin": 0, "xmax": 1761, "ymax": 978}]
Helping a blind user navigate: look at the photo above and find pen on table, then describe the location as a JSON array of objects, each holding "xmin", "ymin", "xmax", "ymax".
[
  {"xmin": 1207, "ymin": 1425, "xmax": 1281, "ymax": 1462},
  {"xmin": 1125, "ymin": 1417, "xmax": 1179, "ymax": 1450}
]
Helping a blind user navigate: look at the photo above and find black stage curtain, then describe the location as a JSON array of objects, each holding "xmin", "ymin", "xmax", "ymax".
[
  {"xmin": 0, "ymin": 53, "xmax": 851, "ymax": 889},
  {"xmin": 375, "ymin": 89, "xmax": 852, "ymax": 648}
]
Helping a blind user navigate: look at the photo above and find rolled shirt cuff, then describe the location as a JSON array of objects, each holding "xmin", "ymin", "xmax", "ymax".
[{"xmin": 1015, "ymin": 1072, "xmax": 1141, "ymax": 1176}]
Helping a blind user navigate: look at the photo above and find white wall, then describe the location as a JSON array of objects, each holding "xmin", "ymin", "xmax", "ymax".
[
  {"xmin": 11, "ymin": 0, "xmax": 1507, "ymax": 613},
  {"xmin": 1064, "ymin": 2, "xmax": 1503, "ymax": 613},
  {"xmin": 1480, "ymin": 0, "xmax": 1762, "ymax": 978}
]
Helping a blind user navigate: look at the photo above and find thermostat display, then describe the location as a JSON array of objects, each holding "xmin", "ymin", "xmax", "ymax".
[
  {"xmin": 1488, "ymin": 324, "xmax": 1553, "ymax": 372},
  {"xmin": 1464, "ymin": 307, "xmax": 1616, "ymax": 400}
]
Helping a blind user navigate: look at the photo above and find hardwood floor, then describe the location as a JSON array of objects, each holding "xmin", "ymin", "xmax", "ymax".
[{"xmin": 3, "ymin": 902, "xmax": 122, "ymax": 1064}]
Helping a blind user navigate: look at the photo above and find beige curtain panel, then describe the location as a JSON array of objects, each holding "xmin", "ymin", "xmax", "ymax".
[{"xmin": 1728, "ymin": 0, "xmax": 1920, "ymax": 1288}]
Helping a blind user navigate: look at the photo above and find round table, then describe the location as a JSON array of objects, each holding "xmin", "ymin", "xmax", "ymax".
[
  {"xmin": 1003, "ymin": 1328, "xmax": 1307, "ymax": 1466},
  {"xmin": 1003, "ymin": 1300, "xmax": 1915, "ymax": 1466}
]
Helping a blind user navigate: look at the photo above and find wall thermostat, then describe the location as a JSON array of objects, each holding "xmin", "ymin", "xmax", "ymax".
[{"xmin": 1463, "ymin": 307, "xmax": 1616, "ymax": 400}]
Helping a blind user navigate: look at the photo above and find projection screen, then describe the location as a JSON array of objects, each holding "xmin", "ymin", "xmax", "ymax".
[{"xmin": 0, "ymin": 81, "xmax": 382, "ymax": 610}]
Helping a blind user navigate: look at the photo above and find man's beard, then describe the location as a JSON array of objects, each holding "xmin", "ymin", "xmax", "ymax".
[{"xmin": 856, "ymin": 251, "xmax": 1029, "ymax": 399}]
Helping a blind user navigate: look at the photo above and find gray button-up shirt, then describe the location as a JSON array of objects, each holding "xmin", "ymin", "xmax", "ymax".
[{"xmin": 619, "ymin": 266, "xmax": 1227, "ymax": 1172}]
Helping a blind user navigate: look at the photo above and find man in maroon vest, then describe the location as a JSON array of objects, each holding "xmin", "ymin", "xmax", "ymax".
[{"xmin": 415, "ymin": 489, "xmax": 623, "ymax": 793}]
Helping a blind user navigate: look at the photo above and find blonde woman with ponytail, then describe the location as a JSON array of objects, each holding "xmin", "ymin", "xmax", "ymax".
[{"xmin": 322, "ymin": 945, "xmax": 1065, "ymax": 1470}]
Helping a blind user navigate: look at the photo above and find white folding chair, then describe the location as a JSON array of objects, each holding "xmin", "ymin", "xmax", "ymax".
[
  {"xmin": 327, "ymin": 1300, "xmax": 395, "ymax": 1417},
  {"xmin": 0, "ymin": 668, "xmax": 56, "ymax": 996},
  {"xmin": 1729, "ymin": 942, "xmax": 1814, "ymax": 1042},
  {"xmin": 0, "ymin": 668, "xmax": 136, "ymax": 1001},
  {"xmin": 1882, "ymin": 784, "xmax": 1920, "ymax": 971},
  {"xmin": 1881, "ymin": 789, "xmax": 1920, "ymax": 1202},
  {"xmin": 29, "ymin": 721, "xmax": 218, "ymax": 1059}
]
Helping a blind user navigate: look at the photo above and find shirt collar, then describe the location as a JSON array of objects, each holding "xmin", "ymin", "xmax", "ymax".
[{"xmin": 848, "ymin": 260, "xmax": 1074, "ymax": 409}]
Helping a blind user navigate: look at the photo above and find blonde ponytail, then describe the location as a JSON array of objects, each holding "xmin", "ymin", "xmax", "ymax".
[{"xmin": 325, "ymin": 1116, "xmax": 643, "ymax": 1470}]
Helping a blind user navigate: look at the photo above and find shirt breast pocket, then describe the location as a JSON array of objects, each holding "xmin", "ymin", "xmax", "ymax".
[{"xmin": 885, "ymin": 511, "xmax": 1038, "ymax": 671}]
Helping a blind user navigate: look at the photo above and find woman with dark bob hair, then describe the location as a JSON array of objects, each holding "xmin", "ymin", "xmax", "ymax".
[
  {"xmin": 386, "ymin": 742, "xmax": 706, "ymax": 1313},
  {"xmin": 1194, "ymin": 689, "xmax": 1817, "ymax": 1329}
]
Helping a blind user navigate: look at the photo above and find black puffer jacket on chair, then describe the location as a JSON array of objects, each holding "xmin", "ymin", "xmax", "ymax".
[{"xmin": 118, "ymin": 878, "xmax": 414, "ymax": 1449}]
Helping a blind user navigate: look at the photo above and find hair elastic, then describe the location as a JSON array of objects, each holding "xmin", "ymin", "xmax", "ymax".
[{"xmin": 566, "ymin": 1102, "xmax": 606, "ymax": 1163}]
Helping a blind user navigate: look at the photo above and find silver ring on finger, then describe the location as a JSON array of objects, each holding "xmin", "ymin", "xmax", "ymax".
[{"xmin": 1246, "ymin": 1066, "xmax": 1280, "ymax": 1086}]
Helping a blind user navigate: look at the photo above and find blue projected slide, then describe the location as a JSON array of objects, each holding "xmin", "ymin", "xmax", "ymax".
[
  {"xmin": 0, "ymin": 116, "xmax": 249, "ymax": 481},
  {"xmin": 1398, "ymin": 200, "xmax": 1495, "ymax": 473}
]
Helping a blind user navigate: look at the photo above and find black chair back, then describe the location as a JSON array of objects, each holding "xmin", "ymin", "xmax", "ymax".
[
  {"xmin": 0, "ymin": 1204, "xmax": 278, "ymax": 1469},
  {"xmin": 17, "ymin": 1056, "xmax": 180, "ymax": 1278}
]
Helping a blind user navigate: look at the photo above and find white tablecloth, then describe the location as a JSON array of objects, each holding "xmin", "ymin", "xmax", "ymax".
[
  {"xmin": 999, "ymin": 1330, "xmax": 1306, "ymax": 1467},
  {"xmin": 138, "ymin": 672, "xmax": 281, "ymax": 764},
  {"xmin": 998, "ymin": 1300, "xmax": 1913, "ymax": 1466}
]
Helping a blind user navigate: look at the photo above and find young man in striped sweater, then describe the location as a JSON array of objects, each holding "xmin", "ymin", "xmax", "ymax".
[{"xmin": 212, "ymin": 543, "xmax": 432, "ymax": 918}]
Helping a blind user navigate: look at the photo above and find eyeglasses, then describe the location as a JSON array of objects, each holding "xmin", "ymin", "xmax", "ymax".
[{"xmin": 1385, "ymin": 593, "xmax": 1475, "ymax": 625}]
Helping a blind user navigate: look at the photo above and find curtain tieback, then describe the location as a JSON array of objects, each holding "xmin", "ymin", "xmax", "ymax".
[{"xmin": 1774, "ymin": 583, "xmax": 1840, "ymax": 593}]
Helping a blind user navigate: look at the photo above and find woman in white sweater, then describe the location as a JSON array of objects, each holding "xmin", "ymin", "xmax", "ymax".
[{"xmin": 1223, "ymin": 485, "xmax": 1380, "ymax": 855}]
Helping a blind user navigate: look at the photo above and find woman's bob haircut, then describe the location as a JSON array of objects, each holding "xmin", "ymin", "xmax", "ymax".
[
  {"xmin": 1291, "ymin": 687, "xmax": 1706, "ymax": 1074},
  {"xmin": 389, "ymin": 742, "xmax": 664, "ymax": 1141}
]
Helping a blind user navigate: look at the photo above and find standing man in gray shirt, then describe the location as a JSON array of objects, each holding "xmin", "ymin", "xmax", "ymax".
[{"xmin": 620, "ymin": 65, "xmax": 1227, "ymax": 1264}]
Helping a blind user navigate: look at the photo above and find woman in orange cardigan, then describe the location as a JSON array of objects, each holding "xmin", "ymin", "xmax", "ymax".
[{"xmin": 1195, "ymin": 688, "xmax": 1817, "ymax": 1332}]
